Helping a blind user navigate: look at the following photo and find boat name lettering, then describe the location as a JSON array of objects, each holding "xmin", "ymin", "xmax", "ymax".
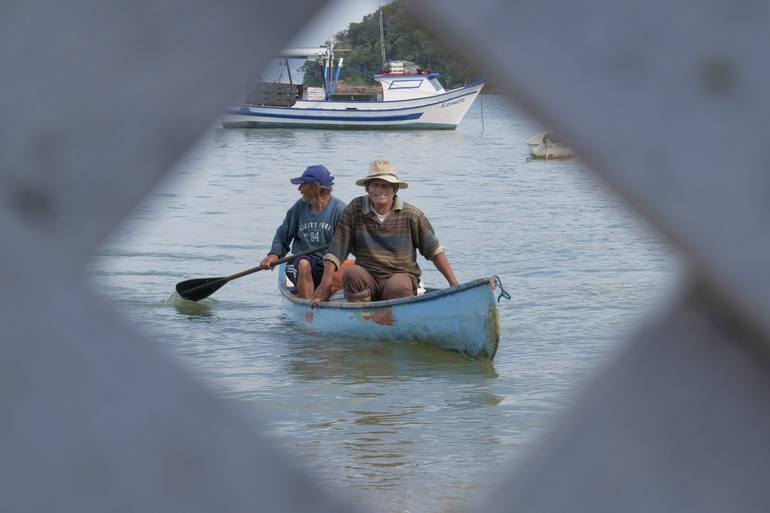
[{"xmin": 440, "ymin": 97, "xmax": 465, "ymax": 108}]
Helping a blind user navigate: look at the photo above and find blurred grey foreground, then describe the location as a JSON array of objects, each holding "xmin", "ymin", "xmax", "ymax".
[{"xmin": 2, "ymin": 0, "xmax": 768, "ymax": 512}]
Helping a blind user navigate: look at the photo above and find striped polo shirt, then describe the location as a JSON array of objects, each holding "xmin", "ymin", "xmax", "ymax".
[{"xmin": 324, "ymin": 195, "xmax": 445, "ymax": 280}]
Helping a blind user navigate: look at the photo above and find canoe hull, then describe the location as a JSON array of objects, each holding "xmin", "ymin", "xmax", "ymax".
[{"xmin": 278, "ymin": 265, "xmax": 500, "ymax": 360}]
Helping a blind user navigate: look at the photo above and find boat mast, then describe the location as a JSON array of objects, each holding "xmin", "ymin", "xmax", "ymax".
[
  {"xmin": 328, "ymin": 39, "xmax": 335, "ymax": 99},
  {"xmin": 321, "ymin": 39, "xmax": 332, "ymax": 100},
  {"xmin": 333, "ymin": 57, "xmax": 343, "ymax": 94},
  {"xmin": 379, "ymin": 7, "xmax": 386, "ymax": 67},
  {"xmin": 284, "ymin": 57, "xmax": 293, "ymax": 85}
]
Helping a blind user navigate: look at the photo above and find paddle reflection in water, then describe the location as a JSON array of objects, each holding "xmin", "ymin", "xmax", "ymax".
[{"xmin": 165, "ymin": 291, "xmax": 216, "ymax": 317}]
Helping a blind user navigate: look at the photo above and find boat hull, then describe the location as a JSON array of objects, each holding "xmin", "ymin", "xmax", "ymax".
[
  {"xmin": 278, "ymin": 264, "xmax": 500, "ymax": 359},
  {"xmin": 223, "ymin": 81, "xmax": 484, "ymax": 130}
]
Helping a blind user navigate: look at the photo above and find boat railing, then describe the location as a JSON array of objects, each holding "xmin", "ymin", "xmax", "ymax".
[{"xmin": 240, "ymin": 81, "xmax": 300, "ymax": 107}]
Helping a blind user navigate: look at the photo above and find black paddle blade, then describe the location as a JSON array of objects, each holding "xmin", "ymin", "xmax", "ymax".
[{"xmin": 176, "ymin": 277, "xmax": 227, "ymax": 301}]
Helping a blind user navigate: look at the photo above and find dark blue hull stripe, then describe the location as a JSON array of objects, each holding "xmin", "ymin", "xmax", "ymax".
[
  {"xmin": 221, "ymin": 121, "xmax": 456, "ymax": 130},
  {"xmin": 224, "ymin": 110, "xmax": 423, "ymax": 122}
]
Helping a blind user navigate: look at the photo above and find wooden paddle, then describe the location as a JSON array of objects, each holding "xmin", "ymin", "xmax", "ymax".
[{"xmin": 175, "ymin": 243, "xmax": 330, "ymax": 302}]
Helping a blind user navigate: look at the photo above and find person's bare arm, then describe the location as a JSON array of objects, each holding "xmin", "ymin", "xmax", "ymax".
[{"xmin": 431, "ymin": 252, "xmax": 460, "ymax": 287}]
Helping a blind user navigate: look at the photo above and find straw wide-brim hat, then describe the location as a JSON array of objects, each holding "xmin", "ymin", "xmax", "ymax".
[{"xmin": 355, "ymin": 160, "xmax": 409, "ymax": 189}]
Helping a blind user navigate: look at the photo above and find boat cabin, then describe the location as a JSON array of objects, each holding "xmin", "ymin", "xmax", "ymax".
[
  {"xmin": 329, "ymin": 82, "xmax": 382, "ymax": 102},
  {"xmin": 374, "ymin": 60, "xmax": 447, "ymax": 101}
]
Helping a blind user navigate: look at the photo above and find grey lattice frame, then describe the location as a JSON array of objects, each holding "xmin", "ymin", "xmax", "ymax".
[{"xmin": 3, "ymin": 1, "xmax": 768, "ymax": 512}]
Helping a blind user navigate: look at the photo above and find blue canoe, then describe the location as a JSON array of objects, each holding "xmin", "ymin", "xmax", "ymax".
[{"xmin": 278, "ymin": 264, "xmax": 502, "ymax": 360}]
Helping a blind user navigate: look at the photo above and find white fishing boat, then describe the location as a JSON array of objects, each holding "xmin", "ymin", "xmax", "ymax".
[{"xmin": 222, "ymin": 45, "xmax": 484, "ymax": 130}]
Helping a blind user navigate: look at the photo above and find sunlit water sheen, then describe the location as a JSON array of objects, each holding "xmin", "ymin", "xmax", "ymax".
[{"xmin": 91, "ymin": 96, "xmax": 678, "ymax": 513}]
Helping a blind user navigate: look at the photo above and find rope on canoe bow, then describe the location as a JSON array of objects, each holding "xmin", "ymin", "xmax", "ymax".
[{"xmin": 494, "ymin": 276, "xmax": 511, "ymax": 303}]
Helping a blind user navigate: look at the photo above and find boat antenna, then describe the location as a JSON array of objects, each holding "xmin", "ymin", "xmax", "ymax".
[{"xmin": 379, "ymin": 7, "xmax": 386, "ymax": 67}]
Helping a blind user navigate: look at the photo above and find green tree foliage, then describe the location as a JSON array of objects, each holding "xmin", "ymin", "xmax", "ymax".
[
  {"xmin": 299, "ymin": 60, "xmax": 324, "ymax": 87},
  {"xmin": 301, "ymin": 0, "xmax": 479, "ymax": 89}
]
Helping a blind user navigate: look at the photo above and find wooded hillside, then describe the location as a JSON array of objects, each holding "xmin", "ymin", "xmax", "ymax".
[{"xmin": 301, "ymin": 0, "xmax": 481, "ymax": 90}]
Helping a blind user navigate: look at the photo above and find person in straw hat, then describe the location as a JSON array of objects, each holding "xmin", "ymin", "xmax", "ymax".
[{"xmin": 311, "ymin": 160, "xmax": 459, "ymax": 305}]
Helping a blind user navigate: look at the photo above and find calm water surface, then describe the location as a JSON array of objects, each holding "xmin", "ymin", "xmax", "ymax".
[{"xmin": 91, "ymin": 96, "xmax": 678, "ymax": 513}]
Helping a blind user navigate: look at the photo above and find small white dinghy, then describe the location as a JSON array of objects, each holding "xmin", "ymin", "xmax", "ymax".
[{"xmin": 528, "ymin": 131, "xmax": 575, "ymax": 160}]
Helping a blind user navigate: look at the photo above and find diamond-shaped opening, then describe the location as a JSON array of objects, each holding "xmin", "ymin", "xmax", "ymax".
[{"xmin": 87, "ymin": 1, "xmax": 679, "ymax": 512}]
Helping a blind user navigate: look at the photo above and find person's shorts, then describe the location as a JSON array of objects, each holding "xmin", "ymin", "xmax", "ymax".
[{"xmin": 285, "ymin": 253, "xmax": 325, "ymax": 288}]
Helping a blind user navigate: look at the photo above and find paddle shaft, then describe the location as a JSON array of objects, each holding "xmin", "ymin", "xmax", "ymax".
[
  {"xmin": 225, "ymin": 243, "xmax": 330, "ymax": 281},
  {"xmin": 176, "ymin": 243, "xmax": 331, "ymax": 301}
]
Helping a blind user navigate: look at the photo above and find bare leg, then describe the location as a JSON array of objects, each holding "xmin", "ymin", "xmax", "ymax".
[{"xmin": 296, "ymin": 259, "xmax": 314, "ymax": 299}]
